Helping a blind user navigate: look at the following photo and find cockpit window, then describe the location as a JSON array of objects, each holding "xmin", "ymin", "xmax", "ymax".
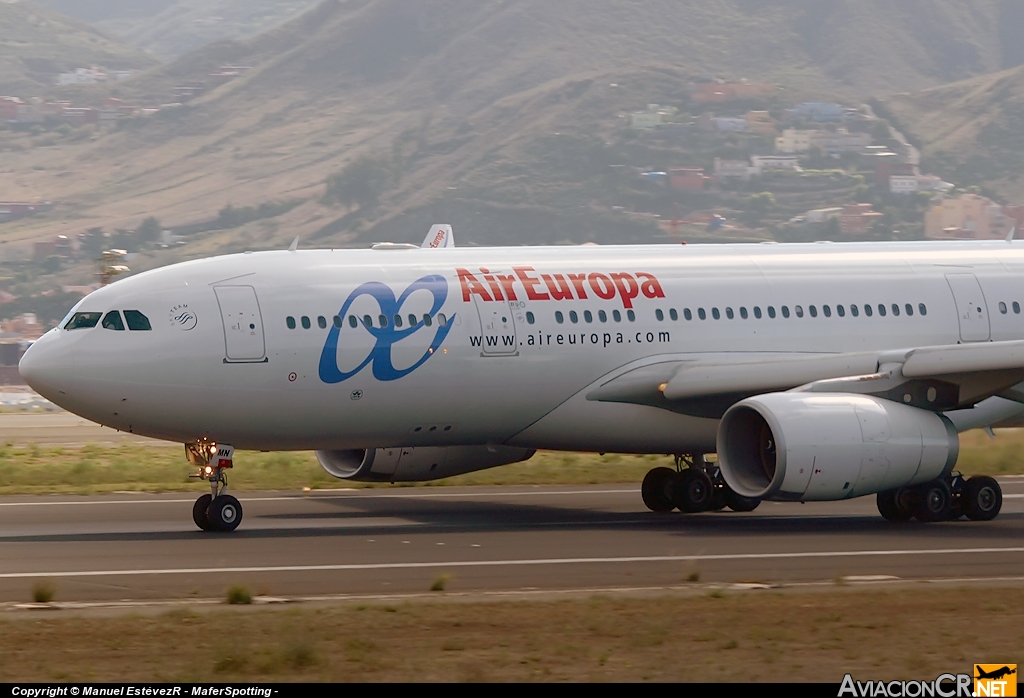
[
  {"xmin": 123, "ymin": 310, "xmax": 152, "ymax": 331},
  {"xmin": 65, "ymin": 312, "xmax": 102, "ymax": 330},
  {"xmin": 102, "ymin": 311, "xmax": 125, "ymax": 331}
]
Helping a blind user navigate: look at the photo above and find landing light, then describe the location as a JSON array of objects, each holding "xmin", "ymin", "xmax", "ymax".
[{"xmin": 204, "ymin": 466, "xmax": 213, "ymax": 475}]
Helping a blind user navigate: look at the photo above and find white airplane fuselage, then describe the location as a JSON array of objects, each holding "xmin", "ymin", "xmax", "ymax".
[{"xmin": 20, "ymin": 240, "xmax": 1024, "ymax": 459}]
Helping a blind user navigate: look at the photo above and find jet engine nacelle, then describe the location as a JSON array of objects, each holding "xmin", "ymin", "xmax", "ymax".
[
  {"xmin": 316, "ymin": 445, "xmax": 535, "ymax": 482},
  {"xmin": 717, "ymin": 392, "xmax": 958, "ymax": 501}
]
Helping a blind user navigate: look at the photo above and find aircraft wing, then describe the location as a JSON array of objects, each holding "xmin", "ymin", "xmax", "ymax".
[{"xmin": 586, "ymin": 340, "xmax": 1024, "ymax": 419}]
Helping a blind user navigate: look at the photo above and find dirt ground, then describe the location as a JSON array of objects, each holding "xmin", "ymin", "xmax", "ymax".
[{"xmin": 0, "ymin": 585, "xmax": 1019, "ymax": 682}]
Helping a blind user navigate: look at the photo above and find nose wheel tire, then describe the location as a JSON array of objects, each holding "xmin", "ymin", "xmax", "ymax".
[
  {"xmin": 963, "ymin": 476, "xmax": 1002, "ymax": 521},
  {"xmin": 207, "ymin": 495, "xmax": 243, "ymax": 532},
  {"xmin": 192, "ymin": 494, "xmax": 213, "ymax": 531},
  {"xmin": 641, "ymin": 467, "xmax": 677, "ymax": 513}
]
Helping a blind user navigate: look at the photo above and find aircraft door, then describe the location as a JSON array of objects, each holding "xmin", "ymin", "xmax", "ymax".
[
  {"xmin": 472, "ymin": 296, "xmax": 518, "ymax": 357},
  {"xmin": 945, "ymin": 274, "xmax": 991, "ymax": 342},
  {"xmin": 214, "ymin": 285, "xmax": 267, "ymax": 362}
]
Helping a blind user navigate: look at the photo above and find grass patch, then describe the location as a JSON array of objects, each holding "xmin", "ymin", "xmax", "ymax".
[
  {"xmin": 0, "ymin": 587, "xmax": 1018, "ymax": 681},
  {"xmin": 0, "ymin": 426, "xmax": 1015, "ymax": 496},
  {"xmin": 226, "ymin": 586, "xmax": 252, "ymax": 605},
  {"xmin": 31, "ymin": 581, "xmax": 55, "ymax": 604},
  {"xmin": 430, "ymin": 574, "xmax": 451, "ymax": 592}
]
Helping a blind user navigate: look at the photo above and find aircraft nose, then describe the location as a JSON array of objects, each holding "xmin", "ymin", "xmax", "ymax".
[{"xmin": 19, "ymin": 331, "xmax": 74, "ymax": 403}]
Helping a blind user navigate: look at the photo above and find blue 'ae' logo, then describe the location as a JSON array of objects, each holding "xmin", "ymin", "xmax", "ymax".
[{"xmin": 318, "ymin": 275, "xmax": 453, "ymax": 383}]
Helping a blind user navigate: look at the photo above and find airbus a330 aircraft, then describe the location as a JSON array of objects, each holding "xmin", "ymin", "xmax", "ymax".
[{"xmin": 18, "ymin": 225, "xmax": 1024, "ymax": 531}]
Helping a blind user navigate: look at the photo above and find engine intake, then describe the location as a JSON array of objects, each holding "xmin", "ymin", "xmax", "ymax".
[
  {"xmin": 316, "ymin": 445, "xmax": 535, "ymax": 482},
  {"xmin": 717, "ymin": 392, "xmax": 958, "ymax": 501}
]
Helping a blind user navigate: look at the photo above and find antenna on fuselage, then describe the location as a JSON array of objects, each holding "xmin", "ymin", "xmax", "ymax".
[
  {"xmin": 288, "ymin": 236, "xmax": 299, "ymax": 252},
  {"xmin": 1006, "ymin": 226, "xmax": 1016, "ymax": 243}
]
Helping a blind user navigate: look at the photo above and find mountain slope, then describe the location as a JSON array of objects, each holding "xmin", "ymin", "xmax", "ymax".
[
  {"xmin": 0, "ymin": 1, "xmax": 158, "ymax": 94},
  {"xmin": 31, "ymin": 0, "xmax": 322, "ymax": 60},
  {"xmin": 6, "ymin": 0, "xmax": 1024, "ymax": 252},
  {"xmin": 878, "ymin": 64, "xmax": 1024, "ymax": 203}
]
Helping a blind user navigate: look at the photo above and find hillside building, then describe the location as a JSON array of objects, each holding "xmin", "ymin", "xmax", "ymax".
[
  {"xmin": 745, "ymin": 110, "xmax": 776, "ymax": 134},
  {"xmin": 750, "ymin": 155, "xmax": 801, "ymax": 171},
  {"xmin": 669, "ymin": 168, "xmax": 709, "ymax": 190},
  {"xmin": 713, "ymin": 158, "xmax": 756, "ymax": 182},
  {"xmin": 839, "ymin": 203, "xmax": 883, "ymax": 236},
  {"xmin": 58, "ymin": 68, "xmax": 107, "ymax": 86},
  {"xmin": 924, "ymin": 194, "xmax": 1016, "ymax": 239},
  {"xmin": 790, "ymin": 102, "xmax": 844, "ymax": 122}
]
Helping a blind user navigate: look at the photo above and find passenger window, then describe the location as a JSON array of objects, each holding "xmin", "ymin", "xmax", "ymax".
[
  {"xmin": 767, "ymin": 306, "xmax": 775, "ymax": 319},
  {"xmin": 684, "ymin": 309, "xmax": 692, "ymax": 320},
  {"xmin": 598, "ymin": 310, "xmax": 607, "ymax": 323},
  {"xmin": 348, "ymin": 315, "xmax": 358, "ymax": 328},
  {"xmin": 712, "ymin": 308, "xmax": 721, "ymax": 320},
  {"xmin": 698, "ymin": 308, "xmax": 706, "ymax": 320},
  {"xmin": 837, "ymin": 305, "xmax": 845, "ymax": 317},
  {"xmin": 378, "ymin": 315, "xmax": 388, "ymax": 328},
  {"xmin": 850, "ymin": 304, "xmax": 858, "ymax": 317},
  {"xmin": 555, "ymin": 311, "xmax": 564, "ymax": 324},
  {"xmin": 864, "ymin": 304, "xmax": 873, "ymax": 317},
  {"xmin": 1014, "ymin": 302, "xmax": 1021, "ymax": 314},
  {"xmin": 627, "ymin": 310, "xmax": 636, "ymax": 321},
  {"xmin": 438, "ymin": 313, "xmax": 448, "ymax": 326},
  {"xmin": 318, "ymin": 316, "xmax": 328, "ymax": 329},
  {"xmin": 904, "ymin": 304, "xmax": 913, "ymax": 317},
  {"xmin": 584, "ymin": 310, "xmax": 593, "ymax": 323},
  {"xmin": 739, "ymin": 307, "xmax": 748, "ymax": 319},
  {"xmin": 301, "ymin": 316, "xmax": 311, "ymax": 329},
  {"xmin": 781, "ymin": 306, "xmax": 790, "ymax": 318},
  {"xmin": 123, "ymin": 310, "xmax": 151, "ymax": 331},
  {"xmin": 891, "ymin": 304, "xmax": 899, "ymax": 317},
  {"xmin": 363, "ymin": 314, "xmax": 373, "ymax": 327},
  {"xmin": 423, "ymin": 314, "xmax": 433, "ymax": 327},
  {"xmin": 286, "ymin": 316, "xmax": 296, "ymax": 330},
  {"xmin": 613, "ymin": 310, "xmax": 622, "ymax": 322},
  {"xmin": 753, "ymin": 306, "xmax": 762, "ymax": 319},
  {"xmin": 877, "ymin": 304, "xmax": 886, "ymax": 317},
  {"xmin": 334, "ymin": 316, "xmax": 344, "ymax": 328},
  {"xmin": 999, "ymin": 302, "xmax": 1008, "ymax": 314},
  {"xmin": 795, "ymin": 305, "xmax": 804, "ymax": 318},
  {"xmin": 823, "ymin": 305, "xmax": 831, "ymax": 318},
  {"xmin": 526, "ymin": 311, "xmax": 535, "ymax": 324},
  {"xmin": 919, "ymin": 303, "xmax": 927, "ymax": 316},
  {"xmin": 569, "ymin": 310, "xmax": 579, "ymax": 324},
  {"xmin": 809, "ymin": 305, "xmax": 817, "ymax": 318},
  {"xmin": 408, "ymin": 314, "xmax": 417, "ymax": 327},
  {"xmin": 102, "ymin": 311, "xmax": 125, "ymax": 331},
  {"xmin": 726, "ymin": 307, "xmax": 734, "ymax": 319},
  {"xmin": 393, "ymin": 315, "xmax": 402, "ymax": 328},
  {"xmin": 656, "ymin": 309, "xmax": 664, "ymax": 321},
  {"xmin": 669, "ymin": 309, "xmax": 678, "ymax": 321}
]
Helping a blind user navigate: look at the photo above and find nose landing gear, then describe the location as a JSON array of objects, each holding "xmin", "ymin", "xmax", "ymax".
[{"xmin": 186, "ymin": 440, "xmax": 243, "ymax": 532}]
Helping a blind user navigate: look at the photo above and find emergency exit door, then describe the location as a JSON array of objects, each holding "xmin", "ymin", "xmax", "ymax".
[
  {"xmin": 473, "ymin": 296, "xmax": 518, "ymax": 356},
  {"xmin": 214, "ymin": 285, "xmax": 267, "ymax": 362},
  {"xmin": 945, "ymin": 274, "xmax": 991, "ymax": 342}
]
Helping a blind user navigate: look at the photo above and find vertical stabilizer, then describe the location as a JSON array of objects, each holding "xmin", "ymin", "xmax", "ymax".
[{"xmin": 422, "ymin": 224, "xmax": 455, "ymax": 248}]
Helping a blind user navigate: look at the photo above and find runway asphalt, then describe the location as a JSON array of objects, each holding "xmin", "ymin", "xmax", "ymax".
[{"xmin": 0, "ymin": 479, "xmax": 1020, "ymax": 604}]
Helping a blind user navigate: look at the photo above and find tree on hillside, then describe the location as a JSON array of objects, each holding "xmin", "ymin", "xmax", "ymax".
[
  {"xmin": 323, "ymin": 154, "xmax": 396, "ymax": 210},
  {"xmin": 135, "ymin": 217, "xmax": 162, "ymax": 245}
]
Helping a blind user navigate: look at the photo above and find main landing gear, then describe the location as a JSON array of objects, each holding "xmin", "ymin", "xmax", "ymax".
[
  {"xmin": 876, "ymin": 473, "xmax": 1002, "ymax": 523},
  {"xmin": 641, "ymin": 454, "xmax": 760, "ymax": 514},
  {"xmin": 186, "ymin": 440, "xmax": 243, "ymax": 532}
]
